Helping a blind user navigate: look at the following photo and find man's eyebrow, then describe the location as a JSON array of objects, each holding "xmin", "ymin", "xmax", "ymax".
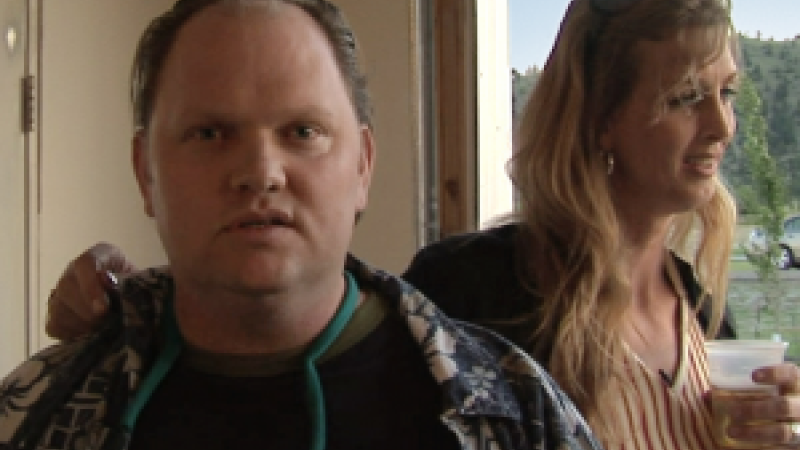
[
  {"xmin": 288, "ymin": 104, "xmax": 337, "ymax": 121},
  {"xmin": 174, "ymin": 111, "xmax": 234, "ymax": 124}
]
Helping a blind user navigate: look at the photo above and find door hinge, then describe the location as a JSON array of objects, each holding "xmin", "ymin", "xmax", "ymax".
[{"xmin": 21, "ymin": 75, "xmax": 35, "ymax": 133}]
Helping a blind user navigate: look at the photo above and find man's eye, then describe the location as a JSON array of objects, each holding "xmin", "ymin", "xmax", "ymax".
[
  {"xmin": 291, "ymin": 125, "xmax": 318, "ymax": 140},
  {"xmin": 189, "ymin": 126, "xmax": 224, "ymax": 141}
]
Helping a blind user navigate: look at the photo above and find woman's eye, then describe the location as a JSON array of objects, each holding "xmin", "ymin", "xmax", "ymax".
[
  {"xmin": 721, "ymin": 87, "xmax": 738, "ymax": 102},
  {"xmin": 668, "ymin": 89, "xmax": 704, "ymax": 108}
]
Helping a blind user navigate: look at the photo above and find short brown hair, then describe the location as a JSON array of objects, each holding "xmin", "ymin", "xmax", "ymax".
[{"xmin": 130, "ymin": 0, "xmax": 373, "ymax": 130}]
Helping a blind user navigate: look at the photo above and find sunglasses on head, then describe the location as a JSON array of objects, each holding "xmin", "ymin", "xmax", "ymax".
[{"xmin": 591, "ymin": 0, "xmax": 639, "ymax": 14}]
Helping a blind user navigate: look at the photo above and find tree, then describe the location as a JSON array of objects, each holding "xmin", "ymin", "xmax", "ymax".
[
  {"xmin": 738, "ymin": 74, "xmax": 788, "ymax": 283},
  {"xmin": 736, "ymin": 74, "xmax": 792, "ymax": 339},
  {"xmin": 511, "ymin": 67, "xmax": 539, "ymax": 122},
  {"xmin": 748, "ymin": 64, "xmax": 762, "ymax": 82}
]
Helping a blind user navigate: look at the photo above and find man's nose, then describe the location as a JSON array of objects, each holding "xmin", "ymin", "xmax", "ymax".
[{"xmin": 229, "ymin": 132, "xmax": 287, "ymax": 194}]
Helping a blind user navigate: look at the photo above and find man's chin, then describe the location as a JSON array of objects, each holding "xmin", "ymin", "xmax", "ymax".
[
  {"xmin": 227, "ymin": 281, "xmax": 288, "ymax": 299},
  {"xmin": 180, "ymin": 265, "xmax": 294, "ymax": 299},
  {"xmin": 225, "ymin": 268, "xmax": 294, "ymax": 298}
]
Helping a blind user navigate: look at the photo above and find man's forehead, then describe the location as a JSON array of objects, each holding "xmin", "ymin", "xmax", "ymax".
[
  {"xmin": 207, "ymin": 0, "xmax": 287, "ymax": 16},
  {"xmin": 179, "ymin": 0, "xmax": 297, "ymax": 35},
  {"xmin": 167, "ymin": 1, "xmax": 326, "ymax": 68},
  {"xmin": 150, "ymin": 1, "xmax": 355, "ymax": 125}
]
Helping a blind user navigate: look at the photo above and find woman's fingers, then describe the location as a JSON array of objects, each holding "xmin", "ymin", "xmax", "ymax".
[{"xmin": 44, "ymin": 242, "xmax": 134, "ymax": 341}]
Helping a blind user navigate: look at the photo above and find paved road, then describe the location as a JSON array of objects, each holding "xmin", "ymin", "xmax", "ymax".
[{"xmin": 731, "ymin": 269, "xmax": 800, "ymax": 280}]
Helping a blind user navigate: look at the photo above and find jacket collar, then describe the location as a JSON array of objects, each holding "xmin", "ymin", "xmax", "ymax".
[
  {"xmin": 345, "ymin": 254, "xmax": 523, "ymax": 420},
  {"xmin": 121, "ymin": 257, "xmax": 524, "ymax": 420}
]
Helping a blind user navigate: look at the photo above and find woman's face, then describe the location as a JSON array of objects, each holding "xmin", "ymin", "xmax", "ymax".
[{"xmin": 602, "ymin": 38, "xmax": 739, "ymax": 220}]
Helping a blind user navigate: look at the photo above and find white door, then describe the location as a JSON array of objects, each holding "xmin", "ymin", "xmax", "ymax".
[{"xmin": 0, "ymin": 0, "xmax": 32, "ymax": 375}]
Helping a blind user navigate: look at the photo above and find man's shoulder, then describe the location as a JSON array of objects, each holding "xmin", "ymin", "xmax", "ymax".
[
  {"xmin": 0, "ymin": 341, "xmax": 86, "ymax": 444},
  {"xmin": 350, "ymin": 257, "xmax": 603, "ymax": 449},
  {"xmin": 434, "ymin": 318, "xmax": 603, "ymax": 449},
  {"xmin": 1, "ymin": 341, "xmax": 86, "ymax": 392},
  {"xmin": 117, "ymin": 266, "xmax": 173, "ymax": 309},
  {"xmin": 0, "ymin": 269, "xmax": 171, "ymax": 449}
]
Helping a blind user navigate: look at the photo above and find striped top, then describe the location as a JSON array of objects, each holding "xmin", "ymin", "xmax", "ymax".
[{"xmin": 606, "ymin": 261, "xmax": 715, "ymax": 450}]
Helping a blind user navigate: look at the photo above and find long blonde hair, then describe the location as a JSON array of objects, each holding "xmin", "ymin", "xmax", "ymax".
[{"xmin": 509, "ymin": 0, "xmax": 736, "ymax": 442}]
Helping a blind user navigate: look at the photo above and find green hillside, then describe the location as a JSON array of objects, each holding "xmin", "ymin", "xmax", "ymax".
[
  {"xmin": 726, "ymin": 35, "xmax": 800, "ymax": 209},
  {"xmin": 511, "ymin": 66, "xmax": 539, "ymax": 122}
]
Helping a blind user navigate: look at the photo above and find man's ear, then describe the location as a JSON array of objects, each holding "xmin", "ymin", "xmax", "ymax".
[
  {"xmin": 132, "ymin": 130, "xmax": 155, "ymax": 218},
  {"xmin": 355, "ymin": 125, "xmax": 376, "ymax": 212}
]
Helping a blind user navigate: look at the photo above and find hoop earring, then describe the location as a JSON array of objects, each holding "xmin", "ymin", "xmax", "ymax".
[{"xmin": 606, "ymin": 152, "xmax": 615, "ymax": 175}]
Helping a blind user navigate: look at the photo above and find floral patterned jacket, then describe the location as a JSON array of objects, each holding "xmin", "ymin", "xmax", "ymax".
[{"xmin": 0, "ymin": 255, "xmax": 604, "ymax": 450}]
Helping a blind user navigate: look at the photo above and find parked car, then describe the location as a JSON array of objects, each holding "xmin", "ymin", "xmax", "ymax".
[{"xmin": 748, "ymin": 214, "xmax": 800, "ymax": 269}]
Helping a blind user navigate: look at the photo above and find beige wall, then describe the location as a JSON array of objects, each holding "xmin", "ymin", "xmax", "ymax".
[
  {"xmin": 34, "ymin": 0, "xmax": 422, "ymax": 348},
  {"xmin": 338, "ymin": 0, "xmax": 421, "ymax": 272},
  {"xmin": 0, "ymin": 0, "xmax": 32, "ymax": 375},
  {"xmin": 37, "ymin": 0, "xmax": 173, "ymax": 348}
]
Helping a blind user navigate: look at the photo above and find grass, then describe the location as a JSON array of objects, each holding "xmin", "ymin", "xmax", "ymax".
[
  {"xmin": 727, "ymin": 225, "xmax": 800, "ymax": 358},
  {"xmin": 730, "ymin": 259, "xmax": 755, "ymax": 272},
  {"xmin": 728, "ymin": 277, "xmax": 800, "ymax": 360}
]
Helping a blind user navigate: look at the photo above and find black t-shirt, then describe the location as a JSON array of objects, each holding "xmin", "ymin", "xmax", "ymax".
[
  {"xmin": 403, "ymin": 223, "xmax": 737, "ymax": 356},
  {"xmin": 129, "ymin": 297, "xmax": 459, "ymax": 450}
]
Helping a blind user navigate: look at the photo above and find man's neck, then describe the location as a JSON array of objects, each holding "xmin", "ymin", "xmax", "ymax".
[{"xmin": 171, "ymin": 274, "xmax": 348, "ymax": 355}]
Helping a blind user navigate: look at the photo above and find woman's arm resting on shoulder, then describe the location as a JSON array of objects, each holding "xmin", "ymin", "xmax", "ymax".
[{"xmin": 45, "ymin": 242, "xmax": 137, "ymax": 341}]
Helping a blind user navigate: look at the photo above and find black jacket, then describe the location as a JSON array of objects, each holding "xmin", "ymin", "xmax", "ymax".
[{"xmin": 403, "ymin": 223, "xmax": 736, "ymax": 361}]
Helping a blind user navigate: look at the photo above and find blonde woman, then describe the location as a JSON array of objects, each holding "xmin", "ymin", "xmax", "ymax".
[
  {"xmin": 44, "ymin": 0, "xmax": 800, "ymax": 448},
  {"xmin": 408, "ymin": 0, "xmax": 800, "ymax": 447}
]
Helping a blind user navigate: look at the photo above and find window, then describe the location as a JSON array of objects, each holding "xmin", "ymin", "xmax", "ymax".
[{"xmin": 428, "ymin": 0, "xmax": 514, "ymax": 238}]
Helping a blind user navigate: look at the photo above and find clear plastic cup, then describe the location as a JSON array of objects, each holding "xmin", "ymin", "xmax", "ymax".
[{"xmin": 705, "ymin": 339, "xmax": 788, "ymax": 449}]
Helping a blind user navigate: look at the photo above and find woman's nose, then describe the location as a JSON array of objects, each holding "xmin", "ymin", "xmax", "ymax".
[{"xmin": 700, "ymin": 94, "xmax": 736, "ymax": 144}]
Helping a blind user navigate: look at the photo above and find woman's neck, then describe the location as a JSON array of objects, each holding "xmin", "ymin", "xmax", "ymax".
[{"xmin": 622, "ymin": 232, "xmax": 684, "ymax": 376}]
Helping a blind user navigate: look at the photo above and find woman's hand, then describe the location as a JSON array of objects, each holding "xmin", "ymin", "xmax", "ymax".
[
  {"xmin": 724, "ymin": 363, "xmax": 800, "ymax": 448},
  {"xmin": 45, "ymin": 242, "xmax": 137, "ymax": 341}
]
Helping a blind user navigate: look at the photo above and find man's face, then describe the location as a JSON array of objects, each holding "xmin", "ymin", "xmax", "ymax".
[{"xmin": 134, "ymin": 3, "xmax": 374, "ymax": 298}]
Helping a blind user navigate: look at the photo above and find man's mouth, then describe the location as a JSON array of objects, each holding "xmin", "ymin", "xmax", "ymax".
[{"xmin": 226, "ymin": 211, "xmax": 292, "ymax": 232}]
